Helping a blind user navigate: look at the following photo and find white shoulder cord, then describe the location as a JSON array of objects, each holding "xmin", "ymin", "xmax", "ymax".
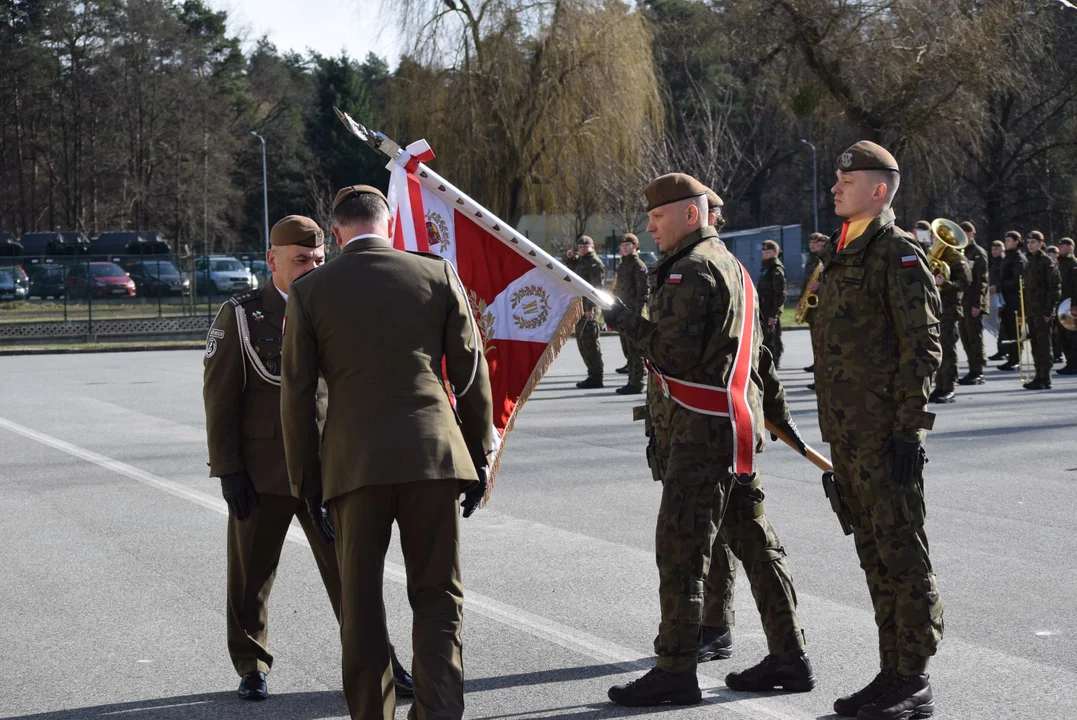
[{"xmin": 445, "ymin": 260, "xmax": 480, "ymax": 397}]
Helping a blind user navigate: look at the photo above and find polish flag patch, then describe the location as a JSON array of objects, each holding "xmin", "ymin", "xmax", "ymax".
[
  {"xmin": 669, "ymin": 273, "xmax": 683, "ymax": 284},
  {"xmin": 900, "ymin": 255, "xmax": 918, "ymax": 268}
]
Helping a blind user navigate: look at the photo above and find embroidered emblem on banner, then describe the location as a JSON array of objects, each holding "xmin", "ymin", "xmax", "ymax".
[
  {"xmin": 468, "ymin": 289, "xmax": 496, "ymax": 355},
  {"xmin": 426, "ymin": 211, "xmax": 451, "ymax": 251},
  {"xmin": 511, "ymin": 285, "xmax": 551, "ymax": 330}
]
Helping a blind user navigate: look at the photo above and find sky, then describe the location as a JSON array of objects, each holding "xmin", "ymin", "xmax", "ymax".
[{"xmin": 207, "ymin": 0, "xmax": 404, "ymax": 65}]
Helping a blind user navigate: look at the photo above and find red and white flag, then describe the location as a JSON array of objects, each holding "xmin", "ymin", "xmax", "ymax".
[{"xmin": 385, "ymin": 139, "xmax": 589, "ymax": 485}]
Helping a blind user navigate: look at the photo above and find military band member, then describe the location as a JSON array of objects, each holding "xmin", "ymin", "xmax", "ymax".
[
  {"xmin": 1022, "ymin": 231, "xmax": 1061, "ymax": 390},
  {"xmin": 604, "ymin": 173, "xmax": 810, "ymax": 706},
  {"xmin": 813, "ymin": 142, "xmax": 943, "ymax": 720},
  {"xmin": 802, "ymin": 232, "xmax": 827, "ymax": 383},
  {"xmin": 1056, "ymin": 238, "xmax": 1077, "ymax": 375},
  {"xmin": 929, "ymin": 225, "xmax": 971, "ymax": 404},
  {"xmin": 912, "ymin": 221, "xmax": 933, "ymax": 255},
  {"xmin": 281, "ymin": 186, "xmax": 493, "ymax": 720},
  {"xmin": 571, "ymin": 235, "xmax": 607, "ymax": 389},
  {"xmin": 957, "ymin": 221, "xmax": 990, "ymax": 386},
  {"xmin": 613, "ymin": 233, "xmax": 648, "ymax": 394},
  {"xmin": 998, "ymin": 231, "xmax": 1027, "ymax": 372},
  {"xmin": 758, "ymin": 239, "xmax": 787, "ymax": 369},
  {"xmin": 988, "ymin": 240, "xmax": 1007, "ymax": 361}
]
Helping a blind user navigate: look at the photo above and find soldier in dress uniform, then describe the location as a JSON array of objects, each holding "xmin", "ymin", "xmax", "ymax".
[
  {"xmin": 281, "ymin": 186, "xmax": 493, "ymax": 720},
  {"xmin": 1021, "ymin": 231, "xmax": 1061, "ymax": 390},
  {"xmin": 1056, "ymin": 238, "xmax": 1077, "ymax": 375},
  {"xmin": 988, "ymin": 240, "xmax": 1007, "ymax": 361},
  {"xmin": 571, "ymin": 235, "xmax": 607, "ymax": 389},
  {"xmin": 813, "ymin": 142, "xmax": 943, "ymax": 720},
  {"xmin": 758, "ymin": 239, "xmax": 787, "ymax": 369},
  {"xmin": 613, "ymin": 233, "xmax": 648, "ymax": 395},
  {"xmin": 928, "ymin": 225, "xmax": 971, "ymax": 404},
  {"xmin": 203, "ymin": 215, "xmax": 413, "ymax": 701},
  {"xmin": 998, "ymin": 231, "xmax": 1028, "ymax": 372},
  {"xmin": 603, "ymin": 173, "xmax": 813, "ymax": 707},
  {"xmin": 957, "ymin": 221, "xmax": 990, "ymax": 386}
]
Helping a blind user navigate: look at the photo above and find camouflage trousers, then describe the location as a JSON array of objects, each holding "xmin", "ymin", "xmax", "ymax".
[
  {"xmin": 958, "ymin": 308, "xmax": 986, "ymax": 375},
  {"xmin": 649, "ymin": 426, "xmax": 736, "ymax": 673},
  {"xmin": 762, "ymin": 321, "xmax": 783, "ymax": 368},
  {"xmin": 1028, "ymin": 316, "xmax": 1054, "ymax": 381},
  {"xmin": 936, "ymin": 313, "xmax": 961, "ymax": 393},
  {"xmin": 575, "ymin": 317, "xmax": 603, "ymax": 379},
  {"xmin": 619, "ymin": 332, "xmax": 644, "ymax": 387},
  {"xmin": 702, "ymin": 475, "xmax": 805, "ymax": 654},
  {"xmin": 832, "ymin": 435, "xmax": 943, "ymax": 676}
]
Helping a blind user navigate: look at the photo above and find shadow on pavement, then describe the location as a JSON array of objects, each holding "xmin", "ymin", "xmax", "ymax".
[
  {"xmin": 467, "ymin": 662, "xmax": 632, "ymax": 693},
  {"xmin": 5, "ymin": 690, "xmax": 348, "ymax": 720}
]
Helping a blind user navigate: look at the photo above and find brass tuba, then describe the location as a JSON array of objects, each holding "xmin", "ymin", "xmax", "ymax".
[
  {"xmin": 1060, "ymin": 298, "xmax": 1077, "ymax": 332},
  {"xmin": 927, "ymin": 219, "xmax": 968, "ymax": 281}
]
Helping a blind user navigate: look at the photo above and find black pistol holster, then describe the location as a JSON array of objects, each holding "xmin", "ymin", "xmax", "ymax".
[{"xmin": 822, "ymin": 471, "xmax": 854, "ymax": 536}]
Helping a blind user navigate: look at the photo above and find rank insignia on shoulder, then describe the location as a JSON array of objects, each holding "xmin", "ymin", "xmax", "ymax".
[
  {"xmin": 669, "ymin": 273, "xmax": 683, "ymax": 284},
  {"xmin": 900, "ymin": 255, "xmax": 918, "ymax": 268}
]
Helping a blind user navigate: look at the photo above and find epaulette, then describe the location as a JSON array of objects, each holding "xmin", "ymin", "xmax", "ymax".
[
  {"xmin": 228, "ymin": 290, "xmax": 259, "ymax": 306},
  {"xmin": 406, "ymin": 250, "xmax": 448, "ymax": 262}
]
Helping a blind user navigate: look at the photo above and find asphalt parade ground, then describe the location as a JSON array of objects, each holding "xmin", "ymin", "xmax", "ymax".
[{"xmin": 1, "ymin": 330, "xmax": 1075, "ymax": 720}]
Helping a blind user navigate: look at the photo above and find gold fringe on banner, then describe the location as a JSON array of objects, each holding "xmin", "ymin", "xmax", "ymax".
[{"xmin": 484, "ymin": 297, "xmax": 585, "ymax": 503}]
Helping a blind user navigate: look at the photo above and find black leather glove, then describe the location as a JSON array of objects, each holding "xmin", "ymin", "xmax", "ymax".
[
  {"xmin": 221, "ymin": 471, "xmax": 259, "ymax": 521},
  {"xmin": 887, "ymin": 434, "xmax": 924, "ymax": 485},
  {"xmin": 461, "ymin": 466, "xmax": 488, "ymax": 519},
  {"xmin": 770, "ymin": 417, "xmax": 808, "ymax": 456},
  {"xmin": 305, "ymin": 494, "xmax": 335, "ymax": 544},
  {"xmin": 603, "ymin": 298, "xmax": 630, "ymax": 331}
]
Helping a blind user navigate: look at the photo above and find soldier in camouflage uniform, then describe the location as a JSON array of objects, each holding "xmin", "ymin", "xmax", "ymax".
[
  {"xmin": 1056, "ymin": 238, "xmax": 1077, "ymax": 375},
  {"xmin": 998, "ymin": 231, "xmax": 1028, "ymax": 372},
  {"xmin": 1021, "ymin": 231, "xmax": 1061, "ymax": 390},
  {"xmin": 758, "ymin": 239, "xmax": 787, "ymax": 369},
  {"xmin": 802, "ymin": 233, "xmax": 827, "ymax": 382},
  {"xmin": 813, "ymin": 142, "xmax": 943, "ymax": 720},
  {"xmin": 571, "ymin": 236, "xmax": 606, "ymax": 389},
  {"xmin": 928, "ymin": 226, "xmax": 971, "ymax": 404},
  {"xmin": 603, "ymin": 173, "xmax": 814, "ymax": 707},
  {"xmin": 614, "ymin": 233, "xmax": 649, "ymax": 394},
  {"xmin": 957, "ymin": 221, "xmax": 990, "ymax": 386}
]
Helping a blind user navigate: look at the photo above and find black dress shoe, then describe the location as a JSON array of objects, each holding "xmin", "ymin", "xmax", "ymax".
[
  {"xmin": 725, "ymin": 651, "xmax": 816, "ymax": 693},
  {"xmin": 238, "ymin": 671, "xmax": 268, "ymax": 701},
  {"xmin": 616, "ymin": 365, "xmax": 629, "ymax": 374},
  {"xmin": 834, "ymin": 672, "xmax": 896, "ymax": 717},
  {"xmin": 929, "ymin": 390, "xmax": 956, "ymax": 404},
  {"xmin": 1057, "ymin": 365, "xmax": 1077, "ymax": 375},
  {"xmin": 697, "ymin": 625, "xmax": 733, "ymax": 662},
  {"xmin": 391, "ymin": 654, "xmax": 413, "ymax": 697},
  {"xmin": 615, "ymin": 384, "xmax": 643, "ymax": 395},
  {"xmin": 608, "ymin": 667, "xmax": 701, "ymax": 706},
  {"xmin": 957, "ymin": 373, "xmax": 984, "ymax": 386},
  {"xmin": 803, "ymin": 364, "xmax": 815, "ymax": 373},
  {"xmin": 855, "ymin": 673, "xmax": 934, "ymax": 720},
  {"xmin": 576, "ymin": 377, "xmax": 604, "ymax": 389},
  {"xmin": 1023, "ymin": 379, "xmax": 1051, "ymax": 390},
  {"xmin": 997, "ymin": 362, "xmax": 1018, "ymax": 371},
  {"xmin": 807, "ymin": 383, "xmax": 816, "ymax": 392}
]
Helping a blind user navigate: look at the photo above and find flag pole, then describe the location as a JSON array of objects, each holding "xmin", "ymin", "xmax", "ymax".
[{"xmin": 333, "ymin": 107, "xmax": 614, "ymax": 311}]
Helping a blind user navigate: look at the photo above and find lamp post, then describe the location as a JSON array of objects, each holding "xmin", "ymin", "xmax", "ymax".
[
  {"xmin": 250, "ymin": 131, "xmax": 269, "ymax": 253},
  {"xmin": 800, "ymin": 139, "xmax": 818, "ymax": 234}
]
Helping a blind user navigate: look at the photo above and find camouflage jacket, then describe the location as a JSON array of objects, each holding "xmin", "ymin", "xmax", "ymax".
[
  {"xmin": 573, "ymin": 251, "xmax": 606, "ymax": 312},
  {"xmin": 962, "ymin": 242, "xmax": 990, "ymax": 311},
  {"xmin": 758, "ymin": 257, "xmax": 787, "ymax": 320},
  {"xmin": 1000, "ymin": 247, "xmax": 1027, "ymax": 307},
  {"xmin": 615, "ymin": 251, "xmax": 648, "ymax": 311},
  {"xmin": 1023, "ymin": 251, "xmax": 1061, "ymax": 317},
  {"xmin": 811, "ymin": 209, "xmax": 942, "ymax": 446},
  {"xmin": 938, "ymin": 250, "xmax": 971, "ymax": 318},
  {"xmin": 620, "ymin": 226, "xmax": 764, "ymax": 450},
  {"xmin": 1057, "ymin": 254, "xmax": 1075, "ymax": 305}
]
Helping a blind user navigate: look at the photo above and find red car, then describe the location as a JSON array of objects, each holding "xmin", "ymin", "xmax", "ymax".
[{"xmin": 66, "ymin": 262, "xmax": 137, "ymax": 298}]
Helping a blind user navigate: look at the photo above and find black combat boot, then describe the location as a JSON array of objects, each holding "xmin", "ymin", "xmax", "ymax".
[
  {"xmin": 237, "ymin": 671, "xmax": 268, "ymax": 700},
  {"xmin": 724, "ymin": 651, "xmax": 815, "ymax": 693},
  {"xmin": 803, "ymin": 364, "xmax": 815, "ymax": 373},
  {"xmin": 608, "ymin": 667, "xmax": 701, "ymax": 706},
  {"xmin": 1023, "ymin": 378, "xmax": 1050, "ymax": 390},
  {"xmin": 988, "ymin": 350, "xmax": 1005, "ymax": 361},
  {"xmin": 616, "ymin": 365, "xmax": 629, "ymax": 374},
  {"xmin": 855, "ymin": 673, "xmax": 934, "ymax": 720},
  {"xmin": 576, "ymin": 377, "xmax": 604, "ymax": 389},
  {"xmin": 957, "ymin": 372, "xmax": 984, "ymax": 385},
  {"xmin": 697, "ymin": 625, "xmax": 733, "ymax": 662},
  {"xmin": 928, "ymin": 389, "xmax": 956, "ymax": 404},
  {"xmin": 615, "ymin": 384, "xmax": 643, "ymax": 395},
  {"xmin": 807, "ymin": 383, "xmax": 816, "ymax": 392},
  {"xmin": 997, "ymin": 361, "xmax": 1018, "ymax": 371},
  {"xmin": 1057, "ymin": 364, "xmax": 1077, "ymax": 375},
  {"xmin": 834, "ymin": 672, "xmax": 896, "ymax": 717}
]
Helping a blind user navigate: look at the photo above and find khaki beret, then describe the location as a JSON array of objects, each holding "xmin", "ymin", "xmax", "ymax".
[
  {"xmin": 1059, "ymin": 237, "xmax": 1074, "ymax": 247},
  {"xmin": 915, "ymin": 220, "xmax": 931, "ymax": 231},
  {"xmin": 809, "ymin": 232, "xmax": 828, "ymax": 243},
  {"xmin": 1028, "ymin": 230, "xmax": 1044, "ymax": 241},
  {"xmin": 621, "ymin": 233, "xmax": 639, "ymax": 245},
  {"xmin": 270, "ymin": 215, "xmax": 323, "ymax": 248},
  {"xmin": 332, "ymin": 184, "xmax": 387, "ymax": 212},
  {"xmin": 762, "ymin": 240, "xmax": 780, "ymax": 252},
  {"xmin": 960, "ymin": 221, "xmax": 976, "ymax": 234},
  {"xmin": 837, "ymin": 141, "xmax": 899, "ymax": 173},
  {"xmin": 577, "ymin": 235, "xmax": 594, "ymax": 245},
  {"xmin": 1046, "ymin": 245, "xmax": 1059, "ymax": 254},
  {"xmin": 991, "ymin": 240, "xmax": 1005, "ymax": 248},
  {"xmin": 644, "ymin": 173, "xmax": 708, "ymax": 212},
  {"xmin": 706, "ymin": 188, "xmax": 724, "ymax": 210},
  {"xmin": 1005, "ymin": 230, "xmax": 1022, "ymax": 241}
]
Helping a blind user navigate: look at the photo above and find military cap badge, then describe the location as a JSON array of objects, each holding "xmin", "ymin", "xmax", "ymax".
[{"xmin": 839, "ymin": 153, "xmax": 853, "ymax": 170}]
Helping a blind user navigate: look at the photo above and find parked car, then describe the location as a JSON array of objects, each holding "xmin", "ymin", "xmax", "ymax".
[
  {"xmin": 0, "ymin": 266, "xmax": 29, "ymax": 302},
  {"xmin": 192, "ymin": 256, "xmax": 258, "ymax": 296},
  {"xmin": 66, "ymin": 262, "xmax": 136, "ymax": 298},
  {"xmin": 27, "ymin": 264, "xmax": 67, "ymax": 299},
  {"xmin": 122, "ymin": 259, "xmax": 190, "ymax": 297},
  {"xmin": 244, "ymin": 259, "xmax": 271, "ymax": 288}
]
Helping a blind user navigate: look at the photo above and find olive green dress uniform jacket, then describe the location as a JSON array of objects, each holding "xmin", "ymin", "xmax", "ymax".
[
  {"xmin": 1023, "ymin": 252, "xmax": 1062, "ymax": 318},
  {"xmin": 758, "ymin": 258, "xmax": 786, "ymax": 321},
  {"xmin": 280, "ymin": 236, "xmax": 494, "ymax": 501},
  {"xmin": 963, "ymin": 243, "xmax": 990, "ymax": 313},
  {"xmin": 812, "ymin": 209, "xmax": 942, "ymax": 445}
]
